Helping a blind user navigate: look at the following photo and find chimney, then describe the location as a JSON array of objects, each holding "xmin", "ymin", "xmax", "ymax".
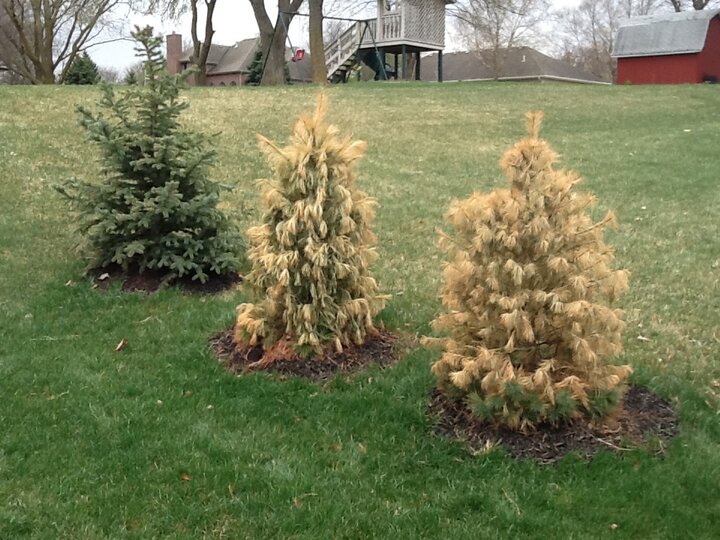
[{"xmin": 166, "ymin": 32, "xmax": 182, "ymax": 75}]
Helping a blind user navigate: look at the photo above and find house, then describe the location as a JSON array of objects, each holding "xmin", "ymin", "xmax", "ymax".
[
  {"xmin": 612, "ymin": 9, "xmax": 720, "ymax": 84},
  {"xmin": 419, "ymin": 47, "xmax": 607, "ymax": 84},
  {"xmin": 166, "ymin": 34, "xmax": 312, "ymax": 86}
]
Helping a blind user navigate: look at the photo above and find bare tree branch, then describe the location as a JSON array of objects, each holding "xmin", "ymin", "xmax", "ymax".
[
  {"xmin": 451, "ymin": 0, "xmax": 550, "ymax": 79},
  {"xmin": 0, "ymin": 0, "xmax": 127, "ymax": 84}
]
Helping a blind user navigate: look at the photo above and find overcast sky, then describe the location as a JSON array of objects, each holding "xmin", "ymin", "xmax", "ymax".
[{"xmin": 91, "ymin": 0, "xmax": 581, "ymax": 73}]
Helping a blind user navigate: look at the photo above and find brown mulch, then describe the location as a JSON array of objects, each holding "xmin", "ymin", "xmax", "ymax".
[
  {"xmin": 88, "ymin": 264, "xmax": 242, "ymax": 294},
  {"xmin": 210, "ymin": 328, "xmax": 398, "ymax": 381},
  {"xmin": 428, "ymin": 385, "xmax": 679, "ymax": 464}
]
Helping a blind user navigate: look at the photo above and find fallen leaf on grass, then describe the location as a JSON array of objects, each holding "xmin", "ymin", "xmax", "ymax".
[
  {"xmin": 609, "ymin": 523, "xmax": 619, "ymax": 530},
  {"xmin": 637, "ymin": 335, "xmax": 651, "ymax": 342},
  {"xmin": 115, "ymin": 338, "xmax": 128, "ymax": 352},
  {"xmin": 292, "ymin": 497, "xmax": 303, "ymax": 509},
  {"xmin": 181, "ymin": 473, "xmax": 190, "ymax": 481},
  {"xmin": 358, "ymin": 443, "xmax": 367, "ymax": 455}
]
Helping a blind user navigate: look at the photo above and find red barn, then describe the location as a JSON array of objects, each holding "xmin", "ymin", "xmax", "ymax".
[{"xmin": 613, "ymin": 9, "xmax": 720, "ymax": 84}]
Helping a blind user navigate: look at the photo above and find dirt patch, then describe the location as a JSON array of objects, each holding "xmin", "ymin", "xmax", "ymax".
[
  {"xmin": 88, "ymin": 264, "xmax": 242, "ymax": 294},
  {"xmin": 211, "ymin": 328, "xmax": 398, "ymax": 381},
  {"xmin": 428, "ymin": 385, "xmax": 678, "ymax": 464}
]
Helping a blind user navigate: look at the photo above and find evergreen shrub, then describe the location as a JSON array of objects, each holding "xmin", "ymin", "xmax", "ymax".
[
  {"xmin": 57, "ymin": 26, "xmax": 240, "ymax": 283},
  {"xmin": 426, "ymin": 112, "xmax": 632, "ymax": 430},
  {"xmin": 65, "ymin": 52, "xmax": 100, "ymax": 85},
  {"xmin": 235, "ymin": 95, "xmax": 386, "ymax": 357}
]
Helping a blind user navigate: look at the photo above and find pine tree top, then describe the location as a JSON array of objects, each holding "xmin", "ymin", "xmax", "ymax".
[{"xmin": 258, "ymin": 94, "xmax": 367, "ymax": 196}]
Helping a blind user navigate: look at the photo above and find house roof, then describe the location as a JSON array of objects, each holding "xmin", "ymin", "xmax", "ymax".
[
  {"xmin": 179, "ymin": 38, "xmax": 257, "ymax": 73},
  {"xmin": 420, "ymin": 47, "xmax": 606, "ymax": 83},
  {"xmin": 612, "ymin": 9, "xmax": 720, "ymax": 58},
  {"xmin": 177, "ymin": 37, "xmax": 312, "ymax": 81}
]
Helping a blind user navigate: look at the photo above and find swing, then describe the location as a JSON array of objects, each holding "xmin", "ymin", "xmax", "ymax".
[{"xmin": 283, "ymin": 17, "xmax": 304, "ymax": 63}]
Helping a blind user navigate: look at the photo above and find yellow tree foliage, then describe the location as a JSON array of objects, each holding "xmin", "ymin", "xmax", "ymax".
[
  {"xmin": 428, "ymin": 112, "xmax": 632, "ymax": 430},
  {"xmin": 235, "ymin": 95, "xmax": 386, "ymax": 357}
]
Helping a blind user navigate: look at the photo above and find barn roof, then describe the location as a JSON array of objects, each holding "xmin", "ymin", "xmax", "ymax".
[{"xmin": 612, "ymin": 9, "xmax": 720, "ymax": 58}]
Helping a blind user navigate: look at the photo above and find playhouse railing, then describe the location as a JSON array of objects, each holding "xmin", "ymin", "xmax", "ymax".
[
  {"xmin": 326, "ymin": 22, "xmax": 363, "ymax": 77},
  {"xmin": 380, "ymin": 13, "xmax": 402, "ymax": 41},
  {"xmin": 325, "ymin": 5, "xmax": 446, "ymax": 79}
]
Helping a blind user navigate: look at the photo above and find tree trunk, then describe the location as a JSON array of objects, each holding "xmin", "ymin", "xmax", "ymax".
[
  {"xmin": 189, "ymin": 0, "xmax": 217, "ymax": 86},
  {"xmin": 249, "ymin": 0, "xmax": 303, "ymax": 86},
  {"xmin": 262, "ymin": 19, "xmax": 289, "ymax": 86},
  {"xmin": 308, "ymin": 0, "xmax": 327, "ymax": 84}
]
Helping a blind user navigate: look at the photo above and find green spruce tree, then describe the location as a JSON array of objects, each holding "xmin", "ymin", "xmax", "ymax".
[
  {"xmin": 57, "ymin": 26, "xmax": 240, "ymax": 283},
  {"xmin": 65, "ymin": 52, "xmax": 101, "ymax": 85},
  {"xmin": 123, "ymin": 68, "xmax": 139, "ymax": 86},
  {"xmin": 247, "ymin": 50, "xmax": 264, "ymax": 85}
]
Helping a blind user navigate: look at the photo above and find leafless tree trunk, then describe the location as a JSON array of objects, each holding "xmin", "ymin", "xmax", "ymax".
[
  {"xmin": 189, "ymin": 0, "xmax": 216, "ymax": 85},
  {"xmin": 309, "ymin": 0, "xmax": 327, "ymax": 83},
  {"xmin": 249, "ymin": 0, "xmax": 303, "ymax": 86}
]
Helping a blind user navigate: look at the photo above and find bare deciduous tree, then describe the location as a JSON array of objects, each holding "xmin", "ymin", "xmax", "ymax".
[
  {"xmin": 667, "ymin": 0, "xmax": 718, "ymax": 11},
  {"xmin": 0, "ymin": 0, "xmax": 126, "ymax": 84},
  {"xmin": 556, "ymin": 0, "xmax": 663, "ymax": 82},
  {"xmin": 143, "ymin": 0, "xmax": 217, "ymax": 86},
  {"xmin": 451, "ymin": 0, "xmax": 550, "ymax": 79}
]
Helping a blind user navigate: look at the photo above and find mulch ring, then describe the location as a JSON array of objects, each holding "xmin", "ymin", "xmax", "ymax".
[
  {"xmin": 210, "ymin": 328, "xmax": 398, "ymax": 381},
  {"xmin": 88, "ymin": 264, "xmax": 242, "ymax": 294},
  {"xmin": 429, "ymin": 385, "xmax": 679, "ymax": 464}
]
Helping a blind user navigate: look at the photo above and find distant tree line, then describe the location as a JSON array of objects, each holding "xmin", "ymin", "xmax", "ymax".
[{"xmin": 1, "ymin": 0, "xmax": 718, "ymax": 85}]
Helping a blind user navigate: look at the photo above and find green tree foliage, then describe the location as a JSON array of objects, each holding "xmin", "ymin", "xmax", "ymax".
[
  {"xmin": 57, "ymin": 26, "xmax": 240, "ymax": 283},
  {"xmin": 247, "ymin": 50, "xmax": 264, "ymax": 85},
  {"xmin": 123, "ymin": 63, "xmax": 141, "ymax": 85},
  {"xmin": 65, "ymin": 52, "xmax": 100, "ymax": 85},
  {"xmin": 235, "ymin": 95, "xmax": 386, "ymax": 357},
  {"xmin": 426, "ymin": 112, "xmax": 632, "ymax": 430}
]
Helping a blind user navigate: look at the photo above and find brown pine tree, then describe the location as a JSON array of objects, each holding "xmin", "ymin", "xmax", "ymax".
[
  {"xmin": 426, "ymin": 112, "xmax": 632, "ymax": 430},
  {"xmin": 235, "ymin": 95, "xmax": 386, "ymax": 359}
]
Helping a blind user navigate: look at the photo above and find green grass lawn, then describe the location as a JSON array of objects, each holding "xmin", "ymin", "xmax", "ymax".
[{"xmin": 1, "ymin": 81, "xmax": 719, "ymax": 539}]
